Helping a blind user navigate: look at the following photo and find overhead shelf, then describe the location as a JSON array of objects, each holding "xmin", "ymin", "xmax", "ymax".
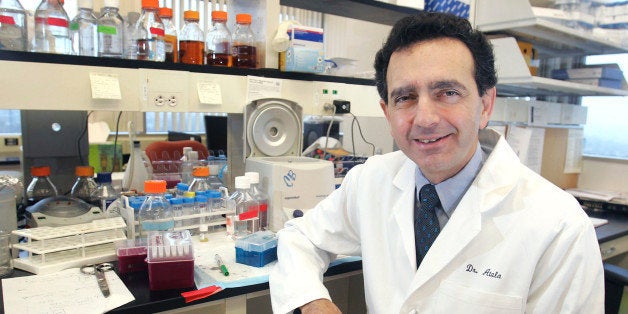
[
  {"xmin": 280, "ymin": 0, "xmax": 421, "ymax": 25},
  {"xmin": 497, "ymin": 76, "xmax": 628, "ymax": 97},
  {"xmin": 475, "ymin": 0, "xmax": 628, "ymax": 56}
]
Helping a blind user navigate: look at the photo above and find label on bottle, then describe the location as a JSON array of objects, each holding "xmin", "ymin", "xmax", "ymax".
[
  {"xmin": 149, "ymin": 27, "xmax": 165, "ymax": 37},
  {"xmin": 0, "ymin": 15, "xmax": 16, "ymax": 25},
  {"xmin": 97, "ymin": 25, "xmax": 118, "ymax": 35},
  {"xmin": 69, "ymin": 22, "xmax": 79, "ymax": 31},
  {"xmin": 35, "ymin": 17, "xmax": 69, "ymax": 28}
]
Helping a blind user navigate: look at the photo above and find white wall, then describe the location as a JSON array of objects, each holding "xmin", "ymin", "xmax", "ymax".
[{"xmin": 578, "ymin": 157, "xmax": 628, "ymax": 194}]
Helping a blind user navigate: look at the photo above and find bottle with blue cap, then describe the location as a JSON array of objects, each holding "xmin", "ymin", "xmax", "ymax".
[{"xmin": 91, "ymin": 172, "xmax": 119, "ymax": 215}]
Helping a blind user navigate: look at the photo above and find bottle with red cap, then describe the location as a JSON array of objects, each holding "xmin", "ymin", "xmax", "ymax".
[
  {"xmin": 138, "ymin": 180, "xmax": 174, "ymax": 237},
  {"xmin": 158, "ymin": 7, "xmax": 177, "ymax": 63},
  {"xmin": 179, "ymin": 10, "xmax": 204, "ymax": 65},
  {"xmin": 70, "ymin": 165, "xmax": 98, "ymax": 204},
  {"xmin": 26, "ymin": 165, "xmax": 58, "ymax": 206},
  {"xmin": 135, "ymin": 0, "xmax": 165, "ymax": 61},
  {"xmin": 33, "ymin": 0, "xmax": 71, "ymax": 54},
  {"xmin": 205, "ymin": 10, "xmax": 231, "ymax": 67},
  {"xmin": 232, "ymin": 13, "xmax": 256, "ymax": 68}
]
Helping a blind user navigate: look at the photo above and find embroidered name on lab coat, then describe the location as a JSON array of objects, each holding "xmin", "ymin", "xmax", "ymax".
[{"xmin": 466, "ymin": 264, "xmax": 502, "ymax": 279}]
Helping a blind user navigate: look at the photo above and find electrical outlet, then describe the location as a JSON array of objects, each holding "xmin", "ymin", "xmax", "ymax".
[
  {"xmin": 314, "ymin": 82, "xmax": 343, "ymax": 115},
  {"xmin": 333, "ymin": 100, "xmax": 351, "ymax": 114}
]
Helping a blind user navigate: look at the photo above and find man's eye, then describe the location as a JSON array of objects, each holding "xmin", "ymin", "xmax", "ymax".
[
  {"xmin": 443, "ymin": 90, "xmax": 460, "ymax": 97},
  {"xmin": 393, "ymin": 95, "xmax": 415, "ymax": 106}
]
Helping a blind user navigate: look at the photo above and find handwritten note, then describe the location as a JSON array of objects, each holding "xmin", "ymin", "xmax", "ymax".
[
  {"xmin": 2, "ymin": 268, "xmax": 134, "ymax": 314},
  {"xmin": 90, "ymin": 73, "xmax": 122, "ymax": 100},
  {"xmin": 197, "ymin": 80, "xmax": 223, "ymax": 105}
]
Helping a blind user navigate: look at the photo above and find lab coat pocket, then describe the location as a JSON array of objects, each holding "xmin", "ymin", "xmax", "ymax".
[{"xmin": 435, "ymin": 280, "xmax": 523, "ymax": 314}]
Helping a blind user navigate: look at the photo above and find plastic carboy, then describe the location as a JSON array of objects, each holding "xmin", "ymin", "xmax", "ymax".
[
  {"xmin": 135, "ymin": 0, "xmax": 165, "ymax": 61},
  {"xmin": 245, "ymin": 172, "xmax": 269, "ymax": 230},
  {"xmin": 0, "ymin": 0, "xmax": 28, "ymax": 51},
  {"xmin": 226, "ymin": 176, "xmax": 259, "ymax": 239},
  {"xmin": 138, "ymin": 180, "xmax": 174, "ymax": 237},
  {"xmin": 33, "ymin": 0, "xmax": 71, "ymax": 54},
  {"xmin": 122, "ymin": 140, "xmax": 153, "ymax": 192},
  {"xmin": 92, "ymin": 172, "xmax": 119, "ymax": 214},
  {"xmin": 97, "ymin": 0, "xmax": 124, "ymax": 58},
  {"xmin": 179, "ymin": 10, "xmax": 204, "ymax": 65},
  {"xmin": 70, "ymin": 0, "xmax": 97, "ymax": 56},
  {"xmin": 70, "ymin": 165, "xmax": 98, "ymax": 204},
  {"xmin": 158, "ymin": 7, "xmax": 177, "ymax": 63},
  {"xmin": 123, "ymin": 11, "xmax": 139, "ymax": 59},
  {"xmin": 205, "ymin": 10, "xmax": 230, "ymax": 66},
  {"xmin": 232, "ymin": 13, "xmax": 256, "ymax": 68},
  {"xmin": 26, "ymin": 165, "xmax": 58, "ymax": 206}
]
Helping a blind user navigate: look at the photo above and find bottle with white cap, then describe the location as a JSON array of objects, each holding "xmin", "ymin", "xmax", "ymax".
[
  {"xmin": 245, "ymin": 171, "xmax": 269, "ymax": 230},
  {"xmin": 225, "ymin": 176, "xmax": 258, "ymax": 239},
  {"xmin": 69, "ymin": 0, "xmax": 97, "ymax": 56},
  {"xmin": 97, "ymin": 0, "xmax": 124, "ymax": 58}
]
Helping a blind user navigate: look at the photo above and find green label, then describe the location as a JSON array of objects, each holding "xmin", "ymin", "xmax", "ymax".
[
  {"xmin": 69, "ymin": 22, "xmax": 79, "ymax": 31},
  {"xmin": 97, "ymin": 25, "xmax": 117, "ymax": 35}
]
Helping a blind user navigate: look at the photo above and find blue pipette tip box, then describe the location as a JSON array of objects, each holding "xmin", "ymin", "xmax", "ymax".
[{"xmin": 235, "ymin": 231, "xmax": 278, "ymax": 267}]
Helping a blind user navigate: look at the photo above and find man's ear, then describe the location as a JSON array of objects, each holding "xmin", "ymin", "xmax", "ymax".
[{"xmin": 479, "ymin": 87, "xmax": 496, "ymax": 129}]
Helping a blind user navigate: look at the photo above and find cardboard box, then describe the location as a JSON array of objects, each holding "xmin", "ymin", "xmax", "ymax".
[
  {"xmin": 280, "ymin": 26, "xmax": 325, "ymax": 74},
  {"xmin": 89, "ymin": 143, "xmax": 123, "ymax": 173}
]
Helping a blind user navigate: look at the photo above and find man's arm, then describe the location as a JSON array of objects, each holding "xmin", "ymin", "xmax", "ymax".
[{"xmin": 300, "ymin": 299, "xmax": 342, "ymax": 314}]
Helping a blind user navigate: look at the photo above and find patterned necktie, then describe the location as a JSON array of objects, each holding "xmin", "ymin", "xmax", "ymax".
[{"xmin": 415, "ymin": 184, "xmax": 441, "ymax": 268}]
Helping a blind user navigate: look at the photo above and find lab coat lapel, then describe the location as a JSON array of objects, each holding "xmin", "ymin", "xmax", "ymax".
[{"xmin": 391, "ymin": 158, "xmax": 419, "ymax": 269}]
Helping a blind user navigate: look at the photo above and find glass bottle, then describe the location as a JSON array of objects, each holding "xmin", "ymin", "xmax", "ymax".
[
  {"xmin": 91, "ymin": 172, "xmax": 119, "ymax": 214},
  {"xmin": 97, "ymin": 0, "xmax": 124, "ymax": 58},
  {"xmin": 226, "ymin": 176, "xmax": 258, "ymax": 239},
  {"xmin": 188, "ymin": 166, "xmax": 212, "ymax": 193},
  {"xmin": 232, "ymin": 13, "xmax": 256, "ymax": 68},
  {"xmin": 180, "ymin": 150, "xmax": 198, "ymax": 185},
  {"xmin": 179, "ymin": 10, "xmax": 204, "ymax": 65},
  {"xmin": 205, "ymin": 10, "xmax": 231, "ymax": 67},
  {"xmin": 245, "ymin": 171, "xmax": 269, "ymax": 230},
  {"xmin": 25, "ymin": 165, "xmax": 58, "ymax": 206},
  {"xmin": 70, "ymin": 0, "xmax": 97, "ymax": 56},
  {"xmin": 138, "ymin": 180, "xmax": 174, "ymax": 237},
  {"xmin": 0, "ymin": 0, "xmax": 28, "ymax": 51},
  {"xmin": 70, "ymin": 165, "xmax": 98, "ymax": 204},
  {"xmin": 122, "ymin": 140, "xmax": 153, "ymax": 192},
  {"xmin": 123, "ymin": 11, "xmax": 139, "ymax": 59},
  {"xmin": 158, "ymin": 7, "xmax": 177, "ymax": 63},
  {"xmin": 33, "ymin": 0, "xmax": 71, "ymax": 54},
  {"xmin": 135, "ymin": 0, "xmax": 165, "ymax": 62}
]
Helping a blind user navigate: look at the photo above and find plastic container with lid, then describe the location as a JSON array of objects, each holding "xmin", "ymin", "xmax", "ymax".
[
  {"xmin": 235, "ymin": 230, "xmax": 277, "ymax": 267},
  {"xmin": 158, "ymin": 7, "xmax": 177, "ymax": 63},
  {"xmin": 147, "ymin": 229, "xmax": 194, "ymax": 290},
  {"xmin": 26, "ymin": 165, "xmax": 58, "ymax": 206},
  {"xmin": 205, "ymin": 10, "xmax": 231, "ymax": 66},
  {"xmin": 0, "ymin": 0, "xmax": 28, "ymax": 51},
  {"xmin": 179, "ymin": 10, "xmax": 204, "ymax": 65},
  {"xmin": 70, "ymin": 165, "xmax": 98, "ymax": 204},
  {"xmin": 226, "ymin": 176, "xmax": 258, "ymax": 239},
  {"xmin": 138, "ymin": 180, "xmax": 174, "ymax": 237},
  {"xmin": 232, "ymin": 13, "xmax": 256, "ymax": 68},
  {"xmin": 115, "ymin": 238, "xmax": 147, "ymax": 274},
  {"xmin": 245, "ymin": 171, "xmax": 269, "ymax": 230}
]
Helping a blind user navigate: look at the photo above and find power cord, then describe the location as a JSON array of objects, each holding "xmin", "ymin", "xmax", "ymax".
[
  {"xmin": 77, "ymin": 111, "xmax": 93, "ymax": 166},
  {"xmin": 322, "ymin": 103, "xmax": 337, "ymax": 159},
  {"xmin": 111, "ymin": 111, "xmax": 123, "ymax": 173},
  {"xmin": 349, "ymin": 112, "xmax": 375, "ymax": 156}
]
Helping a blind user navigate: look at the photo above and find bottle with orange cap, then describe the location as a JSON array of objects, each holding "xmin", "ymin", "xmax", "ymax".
[
  {"xmin": 158, "ymin": 7, "xmax": 177, "ymax": 63},
  {"xmin": 205, "ymin": 10, "xmax": 231, "ymax": 67},
  {"xmin": 25, "ymin": 165, "xmax": 58, "ymax": 206},
  {"xmin": 70, "ymin": 165, "xmax": 98, "ymax": 204},
  {"xmin": 135, "ymin": 0, "xmax": 165, "ymax": 61},
  {"xmin": 232, "ymin": 13, "xmax": 256, "ymax": 68},
  {"xmin": 188, "ymin": 166, "xmax": 212, "ymax": 193},
  {"xmin": 179, "ymin": 10, "xmax": 204, "ymax": 65},
  {"xmin": 138, "ymin": 180, "xmax": 174, "ymax": 237}
]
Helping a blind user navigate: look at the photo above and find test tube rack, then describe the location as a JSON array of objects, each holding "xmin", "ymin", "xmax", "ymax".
[
  {"xmin": 120, "ymin": 195, "xmax": 235, "ymax": 239},
  {"xmin": 11, "ymin": 217, "xmax": 127, "ymax": 275}
]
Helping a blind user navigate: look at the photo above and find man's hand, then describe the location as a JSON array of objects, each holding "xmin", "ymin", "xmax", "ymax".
[{"xmin": 300, "ymin": 298, "xmax": 342, "ymax": 314}]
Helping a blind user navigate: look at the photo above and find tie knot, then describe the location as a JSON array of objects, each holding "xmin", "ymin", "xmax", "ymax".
[{"xmin": 419, "ymin": 184, "xmax": 440, "ymax": 210}]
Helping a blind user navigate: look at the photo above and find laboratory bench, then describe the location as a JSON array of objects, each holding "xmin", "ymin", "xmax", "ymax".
[{"xmin": 0, "ymin": 257, "xmax": 363, "ymax": 314}]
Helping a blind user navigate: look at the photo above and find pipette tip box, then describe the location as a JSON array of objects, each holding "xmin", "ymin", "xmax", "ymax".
[
  {"xmin": 115, "ymin": 238, "xmax": 148, "ymax": 274},
  {"xmin": 147, "ymin": 230, "xmax": 195, "ymax": 290},
  {"xmin": 235, "ymin": 230, "xmax": 278, "ymax": 267}
]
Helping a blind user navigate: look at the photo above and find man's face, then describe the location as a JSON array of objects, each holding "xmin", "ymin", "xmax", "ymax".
[{"xmin": 380, "ymin": 38, "xmax": 495, "ymax": 184}]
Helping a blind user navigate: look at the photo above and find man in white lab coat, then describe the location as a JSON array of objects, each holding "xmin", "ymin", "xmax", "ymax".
[{"xmin": 269, "ymin": 12, "xmax": 604, "ymax": 313}]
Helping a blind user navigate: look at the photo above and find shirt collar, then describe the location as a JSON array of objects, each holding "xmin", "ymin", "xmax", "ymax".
[{"xmin": 416, "ymin": 143, "xmax": 485, "ymax": 218}]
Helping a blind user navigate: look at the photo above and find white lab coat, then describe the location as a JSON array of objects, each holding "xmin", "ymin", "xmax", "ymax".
[{"xmin": 269, "ymin": 129, "xmax": 604, "ymax": 313}]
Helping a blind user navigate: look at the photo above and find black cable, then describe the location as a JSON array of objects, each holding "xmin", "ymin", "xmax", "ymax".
[
  {"xmin": 111, "ymin": 111, "xmax": 123, "ymax": 173},
  {"xmin": 349, "ymin": 113, "xmax": 376, "ymax": 156},
  {"xmin": 77, "ymin": 111, "xmax": 93, "ymax": 165}
]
